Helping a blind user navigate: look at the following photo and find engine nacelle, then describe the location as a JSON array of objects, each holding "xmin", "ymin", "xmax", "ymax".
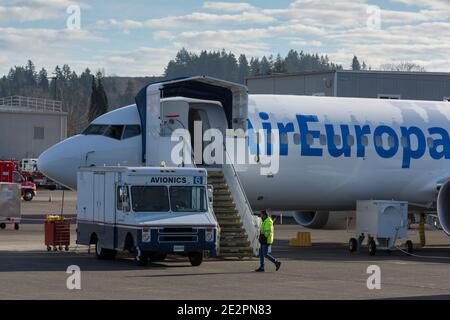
[
  {"xmin": 293, "ymin": 211, "xmax": 355, "ymax": 230},
  {"xmin": 437, "ymin": 180, "xmax": 450, "ymax": 235}
]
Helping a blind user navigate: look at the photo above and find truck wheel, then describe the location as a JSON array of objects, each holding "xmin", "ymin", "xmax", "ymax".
[
  {"xmin": 95, "ymin": 241, "xmax": 117, "ymax": 260},
  {"xmin": 368, "ymin": 240, "xmax": 377, "ymax": 256},
  {"xmin": 14, "ymin": 223, "xmax": 19, "ymax": 231},
  {"xmin": 23, "ymin": 190, "xmax": 34, "ymax": 201},
  {"xmin": 0, "ymin": 223, "xmax": 6, "ymax": 230},
  {"xmin": 188, "ymin": 252, "xmax": 203, "ymax": 267},
  {"xmin": 134, "ymin": 247, "xmax": 149, "ymax": 266},
  {"xmin": 349, "ymin": 238, "xmax": 358, "ymax": 253}
]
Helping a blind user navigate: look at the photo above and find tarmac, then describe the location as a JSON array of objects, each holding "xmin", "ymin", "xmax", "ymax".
[{"xmin": 1, "ymin": 190, "xmax": 450, "ymax": 300}]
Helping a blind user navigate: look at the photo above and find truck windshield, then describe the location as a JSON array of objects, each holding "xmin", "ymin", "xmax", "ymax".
[
  {"xmin": 170, "ymin": 186, "xmax": 208, "ymax": 213},
  {"xmin": 131, "ymin": 186, "xmax": 170, "ymax": 212}
]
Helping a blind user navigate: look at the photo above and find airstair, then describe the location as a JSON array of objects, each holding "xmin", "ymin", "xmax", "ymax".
[
  {"xmin": 208, "ymin": 165, "xmax": 260, "ymax": 258},
  {"xmin": 135, "ymin": 76, "xmax": 261, "ymax": 258}
]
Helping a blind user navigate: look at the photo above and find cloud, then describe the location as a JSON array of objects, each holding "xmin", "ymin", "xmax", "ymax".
[
  {"xmin": 96, "ymin": 11, "xmax": 276, "ymax": 31},
  {"xmin": 101, "ymin": 47, "xmax": 178, "ymax": 76},
  {"xmin": 0, "ymin": 27, "xmax": 105, "ymax": 75},
  {"xmin": 0, "ymin": 0, "xmax": 89, "ymax": 22},
  {"xmin": 202, "ymin": 2, "xmax": 256, "ymax": 12}
]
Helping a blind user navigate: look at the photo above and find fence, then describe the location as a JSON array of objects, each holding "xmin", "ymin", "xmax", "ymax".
[{"xmin": 0, "ymin": 96, "xmax": 63, "ymax": 113}]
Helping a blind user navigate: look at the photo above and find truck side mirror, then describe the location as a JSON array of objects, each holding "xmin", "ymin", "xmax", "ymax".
[{"xmin": 119, "ymin": 186, "xmax": 130, "ymax": 212}]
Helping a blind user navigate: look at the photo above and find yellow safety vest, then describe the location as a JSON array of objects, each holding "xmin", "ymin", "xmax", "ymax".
[{"xmin": 260, "ymin": 217, "xmax": 274, "ymax": 245}]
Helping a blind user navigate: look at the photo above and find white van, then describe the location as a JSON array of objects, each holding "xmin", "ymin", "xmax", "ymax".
[{"xmin": 76, "ymin": 167, "xmax": 219, "ymax": 266}]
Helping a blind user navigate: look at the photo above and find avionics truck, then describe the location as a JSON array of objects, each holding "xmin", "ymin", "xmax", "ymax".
[{"xmin": 76, "ymin": 166, "xmax": 219, "ymax": 266}]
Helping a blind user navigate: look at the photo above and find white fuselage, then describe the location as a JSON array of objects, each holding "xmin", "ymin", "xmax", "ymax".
[{"xmin": 38, "ymin": 95, "xmax": 450, "ymax": 211}]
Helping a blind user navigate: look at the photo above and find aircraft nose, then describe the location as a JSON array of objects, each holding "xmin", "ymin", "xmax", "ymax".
[{"xmin": 37, "ymin": 136, "xmax": 83, "ymax": 190}]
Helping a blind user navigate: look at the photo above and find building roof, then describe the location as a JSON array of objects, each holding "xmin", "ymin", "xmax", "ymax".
[{"xmin": 246, "ymin": 69, "xmax": 450, "ymax": 81}]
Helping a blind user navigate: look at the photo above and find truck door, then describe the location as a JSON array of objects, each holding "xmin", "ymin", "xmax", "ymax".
[{"xmin": 93, "ymin": 173, "xmax": 106, "ymax": 237}]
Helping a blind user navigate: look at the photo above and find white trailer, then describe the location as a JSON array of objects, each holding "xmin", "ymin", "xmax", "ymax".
[
  {"xmin": 76, "ymin": 166, "xmax": 219, "ymax": 266},
  {"xmin": 349, "ymin": 200, "xmax": 413, "ymax": 256},
  {"xmin": 0, "ymin": 183, "xmax": 21, "ymax": 230}
]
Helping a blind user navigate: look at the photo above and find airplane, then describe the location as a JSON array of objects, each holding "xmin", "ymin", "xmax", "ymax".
[{"xmin": 37, "ymin": 77, "xmax": 450, "ymax": 233}]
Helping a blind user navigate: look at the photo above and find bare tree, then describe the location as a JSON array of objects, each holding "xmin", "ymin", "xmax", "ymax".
[{"xmin": 379, "ymin": 62, "xmax": 426, "ymax": 72}]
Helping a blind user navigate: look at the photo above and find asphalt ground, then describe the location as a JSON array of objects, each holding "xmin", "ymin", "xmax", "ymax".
[{"xmin": 1, "ymin": 190, "xmax": 450, "ymax": 300}]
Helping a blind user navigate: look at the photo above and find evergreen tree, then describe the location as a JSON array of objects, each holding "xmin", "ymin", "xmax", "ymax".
[
  {"xmin": 96, "ymin": 75, "xmax": 109, "ymax": 115},
  {"xmin": 260, "ymin": 56, "xmax": 272, "ymax": 75},
  {"xmin": 88, "ymin": 76, "xmax": 98, "ymax": 122},
  {"xmin": 249, "ymin": 58, "xmax": 261, "ymax": 76},
  {"xmin": 238, "ymin": 54, "xmax": 250, "ymax": 84},
  {"xmin": 352, "ymin": 56, "xmax": 361, "ymax": 71},
  {"xmin": 37, "ymin": 68, "xmax": 49, "ymax": 91},
  {"xmin": 273, "ymin": 54, "xmax": 287, "ymax": 74}
]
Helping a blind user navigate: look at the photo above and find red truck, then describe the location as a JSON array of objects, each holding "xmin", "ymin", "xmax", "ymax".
[{"xmin": 0, "ymin": 161, "xmax": 37, "ymax": 201}]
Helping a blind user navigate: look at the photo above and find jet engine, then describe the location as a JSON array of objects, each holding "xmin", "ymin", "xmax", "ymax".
[
  {"xmin": 437, "ymin": 180, "xmax": 450, "ymax": 235},
  {"xmin": 293, "ymin": 211, "xmax": 355, "ymax": 230}
]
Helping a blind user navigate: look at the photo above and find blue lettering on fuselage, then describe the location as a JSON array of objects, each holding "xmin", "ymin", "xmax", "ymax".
[{"xmin": 247, "ymin": 114, "xmax": 450, "ymax": 169}]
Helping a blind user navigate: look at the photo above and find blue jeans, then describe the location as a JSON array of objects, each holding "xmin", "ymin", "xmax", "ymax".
[{"xmin": 259, "ymin": 244, "xmax": 277, "ymax": 270}]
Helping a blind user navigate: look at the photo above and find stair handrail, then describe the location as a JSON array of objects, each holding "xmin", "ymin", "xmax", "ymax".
[{"xmin": 222, "ymin": 148, "xmax": 260, "ymax": 256}]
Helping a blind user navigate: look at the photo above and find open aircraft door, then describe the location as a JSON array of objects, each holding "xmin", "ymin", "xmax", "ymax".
[{"xmin": 135, "ymin": 76, "xmax": 248, "ymax": 167}]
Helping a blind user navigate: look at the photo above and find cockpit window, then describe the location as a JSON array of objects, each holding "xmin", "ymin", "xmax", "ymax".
[
  {"xmin": 82, "ymin": 125, "xmax": 108, "ymax": 135},
  {"xmin": 104, "ymin": 125, "xmax": 124, "ymax": 140},
  {"xmin": 122, "ymin": 125, "xmax": 141, "ymax": 139}
]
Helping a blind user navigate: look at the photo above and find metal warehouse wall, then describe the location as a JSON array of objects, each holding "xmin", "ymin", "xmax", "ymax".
[
  {"xmin": 337, "ymin": 71, "xmax": 450, "ymax": 101},
  {"xmin": 247, "ymin": 72, "xmax": 336, "ymax": 96},
  {"xmin": 0, "ymin": 111, "xmax": 67, "ymax": 160}
]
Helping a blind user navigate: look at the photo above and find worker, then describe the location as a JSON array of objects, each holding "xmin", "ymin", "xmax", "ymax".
[{"xmin": 255, "ymin": 210, "xmax": 281, "ymax": 272}]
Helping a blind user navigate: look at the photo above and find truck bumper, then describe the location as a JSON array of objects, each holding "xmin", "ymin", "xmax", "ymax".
[{"xmin": 138, "ymin": 228, "xmax": 218, "ymax": 257}]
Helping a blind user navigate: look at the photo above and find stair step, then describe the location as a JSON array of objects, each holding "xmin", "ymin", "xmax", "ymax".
[
  {"xmin": 216, "ymin": 215, "xmax": 241, "ymax": 221},
  {"xmin": 214, "ymin": 208, "xmax": 238, "ymax": 214},
  {"xmin": 213, "ymin": 203, "xmax": 236, "ymax": 209},
  {"xmin": 213, "ymin": 195, "xmax": 233, "ymax": 201},
  {"xmin": 208, "ymin": 171, "xmax": 224, "ymax": 178},
  {"xmin": 220, "ymin": 229, "xmax": 246, "ymax": 234},
  {"xmin": 209, "ymin": 177, "xmax": 226, "ymax": 183},
  {"xmin": 220, "ymin": 241, "xmax": 251, "ymax": 247},
  {"xmin": 218, "ymin": 221, "xmax": 243, "ymax": 227},
  {"xmin": 213, "ymin": 190, "xmax": 231, "ymax": 195},
  {"xmin": 211, "ymin": 183, "xmax": 229, "ymax": 190},
  {"xmin": 220, "ymin": 247, "xmax": 254, "ymax": 253}
]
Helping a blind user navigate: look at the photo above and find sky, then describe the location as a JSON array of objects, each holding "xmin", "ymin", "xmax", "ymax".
[{"xmin": 1, "ymin": 0, "xmax": 450, "ymax": 77}]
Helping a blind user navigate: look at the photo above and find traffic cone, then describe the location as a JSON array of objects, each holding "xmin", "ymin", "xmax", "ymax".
[{"xmin": 48, "ymin": 194, "xmax": 52, "ymax": 202}]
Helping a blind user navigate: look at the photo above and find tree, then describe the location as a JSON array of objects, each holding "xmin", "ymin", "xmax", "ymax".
[
  {"xmin": 37, "ymin": 68, "xmax": 49, "ymax": 91},
  {"xmin": 379, "ymin": 62, "xmax": 426, "ymax": 72},
  {"xmin": 249, "ymin": 58, "xmax": 261, "ymax": 76},
  {"xmin": 352, "ymin": 56, "xmax": 361, "ymax": 71},
  {"xmin": 260, "ymin": 56, "xmax": 272, "ymax": 75},
  {"xmin": 238, "ymin": 54, "xmax": 250, "ymax": 84},
  {"xmin": 273, "ymin": 54, "xmax": 287, "ymax": 74},
  {"xmin": 88, "ymin": 76, "xmax": 98, "ymax": 122},
  {"xmin": 285, "ymin": 50, "xmax": 301, "ymax": 73}
]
